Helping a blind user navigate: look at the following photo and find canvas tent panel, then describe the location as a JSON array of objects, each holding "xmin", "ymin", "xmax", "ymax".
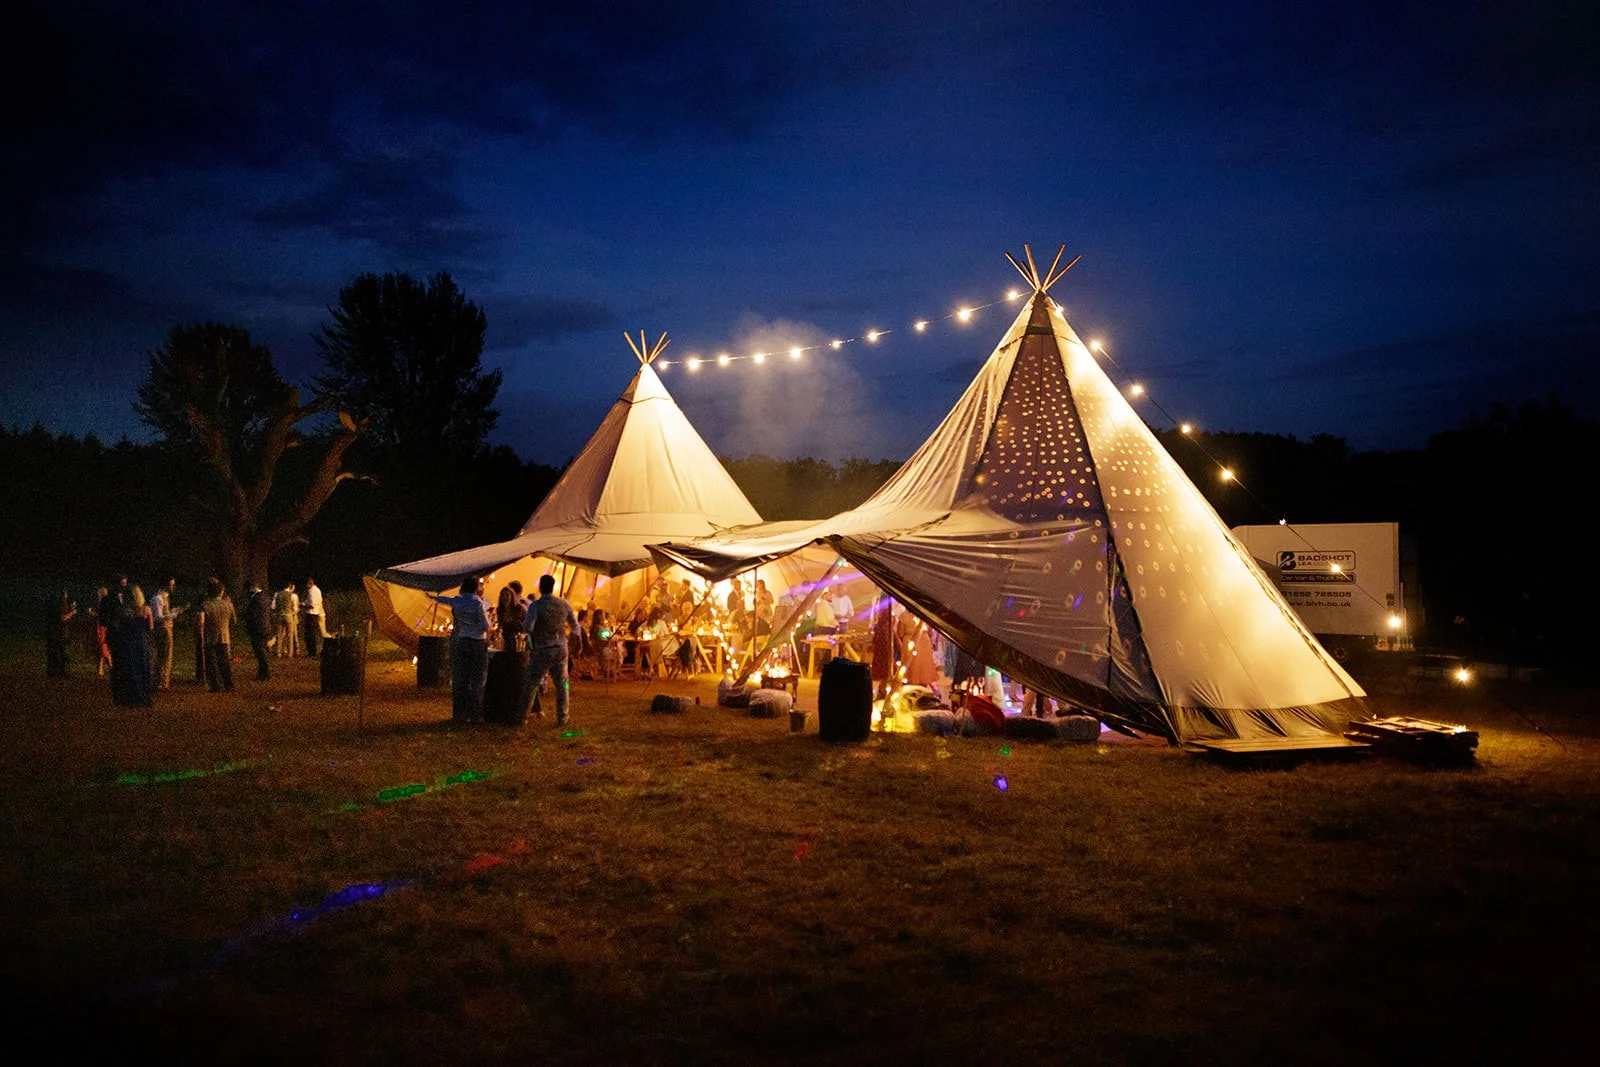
[{"xmin": 1044, "ymin": 307, "xmax": 1362, "ymax": 710}]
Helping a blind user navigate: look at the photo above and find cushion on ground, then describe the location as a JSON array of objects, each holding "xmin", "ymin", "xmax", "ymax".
[
  {"xmin": 716, "ymin": 680, "xmax": 750, "ymax": 707},
  {"xmin": 1056, "ymin": 714, "xmax": 1100, "ymax": 742},
  {"xmin": 1003, "ymin": 715, "xmax": 1058, "ymax": 741},
  {"xmin": 914, "ymin": 709, "xmax": 958, "ymax": 736},
  {"xmin": 748, "ymin": 688, "xmax": 793, "ymax": 718},
  {"xmin": 650, "ymin": 694, "xmax": 693, "ymax": 715},
  {"xmin": 965, "ymin": 693, "xmax": 1007, "ymax": 735}
]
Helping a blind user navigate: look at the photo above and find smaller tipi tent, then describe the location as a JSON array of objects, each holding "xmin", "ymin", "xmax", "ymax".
[{"xmin": 368, "ymin": 332, "xmax": 821, "ymax": 650}]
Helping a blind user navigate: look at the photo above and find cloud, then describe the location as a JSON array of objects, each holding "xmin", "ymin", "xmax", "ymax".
[{"xmin": 484, "ymin": 294, "xmax": 617, "ymax": 350}]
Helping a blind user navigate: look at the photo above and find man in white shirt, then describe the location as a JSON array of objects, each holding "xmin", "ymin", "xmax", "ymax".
[
  {"xmin": 832, "ymin": 589, "xmax": 855, "ymax": 633},
  {"xmin": 302, "ymin": 577, "xmax": 326, "ymax": 657}
]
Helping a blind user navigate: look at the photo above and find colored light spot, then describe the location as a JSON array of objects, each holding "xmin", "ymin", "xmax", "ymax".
[
  {"xmin": 559, "ymin": 730, "xmax": 584, "ymax": 738},
  {"xmin": 993, "ymin": 775, "xmax": 1008, "ymax": 792},
  {"xmin": 999, "ymin": 746, "xmax": 1011, "ymax": 756},
  {"xmin": 464, "ymin": 854, "xmax": 504, "ymax": 874}
]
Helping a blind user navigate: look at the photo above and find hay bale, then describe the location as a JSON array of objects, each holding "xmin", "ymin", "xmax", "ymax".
[
  {"xmin": 748, "ymin": 688, "xmax": 792, "ymax": 718},
  {"xmin": 1003, "ymin": 715, "xmax": 1058, "ymax": 741},
  {"xmin": 716, "ymin": 679, "xmax": 750, "ymax": 707},
  {"xmin": 914, "ymin": 709, "xmax": 957, "ymax": 736},
  {"xmin": 1056, "ymin": 714, "xmax": 1100, "ymax": 743},
  {"xmin": 650, "ymin": 694, "xmax": 693, "ymax": 715}
]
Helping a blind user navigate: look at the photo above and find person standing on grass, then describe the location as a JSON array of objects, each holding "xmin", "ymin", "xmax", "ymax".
[
  {"xmin": 522, "ymin": 573, "xmax": 581, "ymax": 727},
  {"xmin": 47, "ymin": 590, "xmax": 77, "ymax": 678},
  {"xmin": 199, "ymin": 577, "xmax": 236, "ymax": 692},
  {"xmin": 302, "ymin": 577, "xmax": 325, "ymax": 657},
  {"xmin": 244, "ymin": 581, "xmax": 273, "ymax": 681},
  {"xmin": 272, "ymin": 582, "xmax": 299, "ymax": 658},
  {"xmin": 150, "ymin": 577, "xmax": 182, "ymax": 691},
  {"xmin": 117, "ymin": 585, "xmax": 155, "ymax": 707},
  {"xmin": 431, "ymin": 576, "xmax": 492, "ymax": 724}
]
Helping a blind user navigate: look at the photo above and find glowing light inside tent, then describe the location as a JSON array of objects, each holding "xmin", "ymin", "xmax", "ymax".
[{"xmin": 1387, "ymin": 614, "xmax": 1403, "ymax": 630}]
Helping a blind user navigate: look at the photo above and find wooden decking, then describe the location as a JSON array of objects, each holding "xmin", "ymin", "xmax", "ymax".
[{"xmin": 1186, "ymin": 734, "xmax": 1372, "ymax": 765}]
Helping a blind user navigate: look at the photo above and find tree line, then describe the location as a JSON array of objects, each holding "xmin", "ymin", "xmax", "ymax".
[{"xmin": 0, "ymin": 264, "xmax": 1592, "ymax": 671}]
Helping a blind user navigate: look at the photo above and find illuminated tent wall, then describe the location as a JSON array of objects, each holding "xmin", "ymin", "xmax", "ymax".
[
  {"xmin": 367, "ymin": 332, "xmax": 830, "ymax": 652},
  {"xmin": 656, "ymin": 249, "xmax": 1367, "ymax": 743}
]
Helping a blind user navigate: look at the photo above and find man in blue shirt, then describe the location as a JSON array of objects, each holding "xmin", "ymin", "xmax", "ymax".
[
  {"xmin": 432, "ymin": 576, "xmax": 492, "ymax": 724},
  {"xmin": 521, "ymin": 574, "xmax": 582, "ymax": 727}
]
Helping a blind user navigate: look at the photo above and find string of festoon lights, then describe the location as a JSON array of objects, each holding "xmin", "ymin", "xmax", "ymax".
[
  {"xmin": 653, "ymin": 259, "xmax": 1407, "ymax": 642},
  {"xmin": 652, "ymin": 290, "xmax": 1030, "ymax": 372}
]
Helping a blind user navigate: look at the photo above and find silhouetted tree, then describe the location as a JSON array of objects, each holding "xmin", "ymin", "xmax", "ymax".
[
  {"xmin": 135, "ymin": 323, "xmax": 364, "ymax": 589},
  {"xmin": 315, "ymin": 271, "xmax": 499, "ymax": 463}
]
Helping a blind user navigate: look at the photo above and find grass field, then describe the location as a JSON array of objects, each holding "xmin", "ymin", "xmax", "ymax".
[{"xmin": 1, "ymin": 632, "xmax": 1596, "ymax": 1065}]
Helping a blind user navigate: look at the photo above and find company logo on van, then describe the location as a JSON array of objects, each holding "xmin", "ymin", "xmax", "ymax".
[{"xmin": 1278, "ymin": 550, "xmax": 1356, "ymax": 582}]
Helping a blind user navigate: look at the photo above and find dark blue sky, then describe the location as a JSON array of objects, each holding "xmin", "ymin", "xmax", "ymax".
[{"xmin": 4, "ymin": 1, "xmax": 1596, "ymax": 465}]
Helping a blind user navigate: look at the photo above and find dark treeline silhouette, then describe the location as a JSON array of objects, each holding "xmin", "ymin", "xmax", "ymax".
[
  {"xmin": 3, "ymin": 396, "xmax": 1592, "ymax": 672},
  {"xmin": 0, "ymin": 424, "xmax": 558, "ymax": 595}
]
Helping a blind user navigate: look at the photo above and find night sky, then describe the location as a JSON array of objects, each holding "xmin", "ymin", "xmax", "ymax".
[{"xmin": 4, "ymin": 1, "xmax": 1596, "ymax": 467}]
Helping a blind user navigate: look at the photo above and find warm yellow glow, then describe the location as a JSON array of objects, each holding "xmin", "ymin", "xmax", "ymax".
[
  {"xmin": 687, "ymin": 357, "xmax": 701, "ymax": 371},
  {"xmin": 1129, "ymin": 383, "xmax": 1145, "ymax": 397},
  {"xmin": 1387, "ymin": 614, "xmax": 1402, "ymax": 630},
  {"xmin": 1329, "ymin": 563, "xmax": 1343, "ymax": 574},
  {"xmin": 914, "ymin": 320, "xmax": 928, "ymax": 332},
  {"xmin": 1180, "ymin": 422, "xmax": 1194, "ymax": 434},
  {"xmin": 865, "ymin": 330, "xmax": 880, "ymax": 342},
  {"xmin": 788, "ymin": 347, "xmax": 802, "ymax": 360},
  {"xmin": 752, "ymin": 352, "xmax": 766, "ymax": 364},
  {"xmin": 1007, "ymin": 288, "xmax": 1022, "ymax": 301},
  {"xmin": 1220, "ymin": 468, "xmax": 1235, "ymax": 481},
  {"xmin": 657, "ymin": 359, "xmax": 670, "ymax": 370},
  {"xmin": 957, "ymin": 307, "xmax": 974, "ymax": 322},
  {"xmin": 718, "ymin": 353, "xmax": 731, "ymax": 366},
  {"xmin": 830, "ymin": 339, "xmax": 843, "ymax": 349},
  {"xmin": 1453, "ymin": 667, "xmax": 1472, "ymax": 684},
  {"xmin": 1090, "ymin": 339, "xmax": 1104, "ymax": 352}
]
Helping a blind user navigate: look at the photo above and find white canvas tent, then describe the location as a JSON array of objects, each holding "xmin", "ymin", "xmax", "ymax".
[
  {"xmin": 366, "ymin": 332, "xmax": 840, "ymax": 654},
  {"xmin": 654, "ymin": 249, "xmax": 1368, "ymax": 743}
]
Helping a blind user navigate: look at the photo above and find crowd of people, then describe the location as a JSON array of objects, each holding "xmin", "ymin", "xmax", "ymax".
[
  {"xmin": 424, "ymin": 568, "xmax": 970, "ymax": 726},
  {"xmin": 43, "ymin": 575, "xmax": 336, "ymax": 704}
]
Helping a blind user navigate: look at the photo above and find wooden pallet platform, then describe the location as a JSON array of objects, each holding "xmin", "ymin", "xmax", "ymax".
[{"xmin": 1187, "ymin": 734, "xmax": 1372, "ymax": 766}]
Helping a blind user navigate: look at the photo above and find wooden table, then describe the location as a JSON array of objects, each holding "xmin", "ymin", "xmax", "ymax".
[{"xmin": 804, "ymin": 633, "xmax": 863, "ymax": 678}]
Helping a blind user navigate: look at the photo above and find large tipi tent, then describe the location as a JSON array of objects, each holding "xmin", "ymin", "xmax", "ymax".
[
  {"xmin": 366, "ymin": 332, "xmax": 828, "ymax": 652},
  {"xmin": 654, "ymin": 249, "xmax": 1368, "ymax": 743}
]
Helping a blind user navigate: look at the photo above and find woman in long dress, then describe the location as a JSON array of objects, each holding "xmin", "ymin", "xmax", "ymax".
[{"xmin": 114, "ymin": 585, "xmax": 155, "ymax": 707}]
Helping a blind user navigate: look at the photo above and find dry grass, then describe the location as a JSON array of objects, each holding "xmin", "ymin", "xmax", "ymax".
[{"xmin": 1, "ymin": 638, "xmax": 1596, "ymax": 1065}]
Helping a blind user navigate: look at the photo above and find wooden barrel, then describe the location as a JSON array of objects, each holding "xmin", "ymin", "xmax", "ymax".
[
  {"xmin": 320, "ymin": 635, "xmax": 362, "ymax": 695},
  {"xmin": 483, "ymin": 648, "xmax": 529, "ymax": 725},
  {"xmin": 416, "ymin": 634, "xmax": 450, "ymax": 688}
]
